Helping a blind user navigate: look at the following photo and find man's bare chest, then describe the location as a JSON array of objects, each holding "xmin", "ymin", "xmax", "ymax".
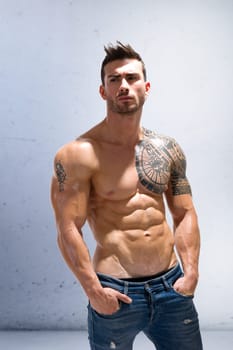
[
  {"xmin": 92, "ymin": 151, "xmax": 138, "ymax": 199},
  {"xmin": 91, "ymin": 136, "xmax": 177, "ymax": 200}
]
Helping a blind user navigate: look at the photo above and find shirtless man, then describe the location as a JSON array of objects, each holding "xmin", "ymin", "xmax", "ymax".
[{"xmin": 51, "ymin": 42, "xmax": 203, "ymax": 349}]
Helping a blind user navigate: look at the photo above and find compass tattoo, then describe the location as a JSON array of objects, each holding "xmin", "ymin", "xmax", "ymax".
[
  {"xmin": 135, "ymin": 128, "xmax": 192, "ymax": 196},
  {"xmin": 55, "ymin": 161, "xmax": 66, "ymax": 192}
]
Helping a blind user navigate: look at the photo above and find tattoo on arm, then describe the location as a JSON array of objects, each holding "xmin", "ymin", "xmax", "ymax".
[
  {"xmin": 170, "ymin": 143, "xmax": 192, "ymax": 196},
  {"xmin": 170, "ymin": 174, "xmax": 192, "ymax": 196},
  {"xmin": 55, "ymin": 161, "xmax": 66, "ymax": 192}
]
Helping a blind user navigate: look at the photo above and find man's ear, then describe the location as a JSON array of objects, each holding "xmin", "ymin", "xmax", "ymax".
[
  {"xmin": 99, "ymin": 85, "xmax": 107, "ymax": 100},
  {"xmin": 145, "ymin": 81, "xmax": 151, "ymax": 96}
]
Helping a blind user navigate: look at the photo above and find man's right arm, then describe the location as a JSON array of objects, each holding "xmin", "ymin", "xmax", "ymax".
[{"xmin": 51, "ymin": 141, "xmax": 131, "ymax": 314}]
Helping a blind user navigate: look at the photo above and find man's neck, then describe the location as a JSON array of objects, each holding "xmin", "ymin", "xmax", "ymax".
[{"xmin": 103, "ymin": 112, "xmax": 143, "ymax": 146}]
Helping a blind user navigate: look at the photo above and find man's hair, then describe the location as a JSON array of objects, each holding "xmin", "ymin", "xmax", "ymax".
[{"xmin": 101, "ymin": 41, "xmax": 147, "ymax": 85}]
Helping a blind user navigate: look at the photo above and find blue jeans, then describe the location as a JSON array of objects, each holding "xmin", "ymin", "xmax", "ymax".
[{"xmin": 88, "ymin": 264, "xmax": 203, "ymax": 350}]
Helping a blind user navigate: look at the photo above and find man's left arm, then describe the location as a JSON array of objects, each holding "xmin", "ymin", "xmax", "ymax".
[
  {"xmin": 166, "ymin": 192, "xmax": 201, "ymax": 295},
  {"xmin": 165, "ymin": 140, "xmax": 201, "ymax": 296}
]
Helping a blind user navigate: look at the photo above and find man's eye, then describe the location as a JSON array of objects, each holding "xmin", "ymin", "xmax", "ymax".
[
  {"xmin": 109, "ymin": 76, "xmax": 120, "ymax": 82},
  {"xmin": 127, "ymin": 75, "xmax": 137, "ymax": 81}
]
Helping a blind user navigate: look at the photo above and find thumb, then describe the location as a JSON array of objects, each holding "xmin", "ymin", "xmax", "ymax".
[{"xmin": 116, "ymin": 291, "xmax": 132, "ymax": 304}]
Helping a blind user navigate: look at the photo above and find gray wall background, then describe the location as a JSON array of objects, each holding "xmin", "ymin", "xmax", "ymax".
[{"xmin": 0, "ymin": 0, "xmax": 232, "ymax": 330}]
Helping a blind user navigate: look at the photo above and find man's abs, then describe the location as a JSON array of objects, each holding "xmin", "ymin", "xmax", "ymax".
[
  {"xmin": 92, "ymin": 228, "xmax": 177, "ymax": 278},
  {"xmin": 88, "ymin": 191, "xmax": 177, "ymax": 278}
]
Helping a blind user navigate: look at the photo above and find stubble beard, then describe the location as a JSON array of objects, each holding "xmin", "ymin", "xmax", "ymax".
[{"xmin": 108, "ymin": 96, "xmax": 146, "ymax": 115}]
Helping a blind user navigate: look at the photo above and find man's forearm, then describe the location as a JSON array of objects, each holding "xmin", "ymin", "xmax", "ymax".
[
  {"xmin": 57, "ymin": 225, "xmax": 103, "ymax": 298},
  {"xmin": 174, "ymin": 208, "xmax": 200, "ymax": 282}
]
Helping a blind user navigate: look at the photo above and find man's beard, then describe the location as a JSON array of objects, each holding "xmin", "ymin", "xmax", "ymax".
[{"xmin": 107, "ymin": 96, "xmax": 145, "ymax": 115}]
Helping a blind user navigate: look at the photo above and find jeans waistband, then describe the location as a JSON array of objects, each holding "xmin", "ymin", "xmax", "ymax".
[{"xmin": 97, "ymin": 263, "xmax": 183, "ymax": 292}]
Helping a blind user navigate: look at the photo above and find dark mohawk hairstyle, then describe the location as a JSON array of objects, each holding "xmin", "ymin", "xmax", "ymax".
[{"xmin": 101, "ymin": 41, "xmax": 147, "ymax": 85}]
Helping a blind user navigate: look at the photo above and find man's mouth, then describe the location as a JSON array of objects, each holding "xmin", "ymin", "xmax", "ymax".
[{"xmin": 118, "ymin": 95, "xmax": 133, "ymax": 101}]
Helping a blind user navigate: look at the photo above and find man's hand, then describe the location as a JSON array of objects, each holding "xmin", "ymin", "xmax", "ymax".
[
  {"xmin": 173, "ymin": 275, "xmax": 198, "ymax": 297},
  {"xmin": 90, "ymin": 287, "xmax": 132, "ymax": 315}
]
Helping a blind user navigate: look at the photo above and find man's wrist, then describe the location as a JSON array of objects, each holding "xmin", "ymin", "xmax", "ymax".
[
  {"xmin": 183, "ymin": 265, "xmax": 199, "ymax": 281},
  {"xmin": 85, "ymin": 281, "xmax": 104, "ymax": 300}
]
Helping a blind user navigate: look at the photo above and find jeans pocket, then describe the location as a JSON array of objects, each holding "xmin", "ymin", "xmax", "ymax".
[
  {"xmin": 171, "ymin": 287, "xmax": 194, "ymax": 298},
  {"xmin": 89, "ymin": 300, "xmax": 123, "ymax": 318},
  {"xmin": 170, "ymin": 273, "xmax": 194, "ymax": 298}
]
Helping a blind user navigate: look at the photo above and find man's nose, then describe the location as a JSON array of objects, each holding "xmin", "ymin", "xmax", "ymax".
[{"xmin": 119, "ymin": 78, "xmax": 129, "ymax": 92}]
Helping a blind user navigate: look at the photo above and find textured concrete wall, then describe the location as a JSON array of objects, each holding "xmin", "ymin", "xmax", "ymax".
[{"xmin": 0, "ymin": 0, "xmax": 233, "ymax": 330}]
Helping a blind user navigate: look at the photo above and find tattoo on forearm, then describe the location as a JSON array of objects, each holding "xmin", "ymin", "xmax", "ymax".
[{"xmin": 55, "ymin": 161, "xmax": 66, "ymax": 192}]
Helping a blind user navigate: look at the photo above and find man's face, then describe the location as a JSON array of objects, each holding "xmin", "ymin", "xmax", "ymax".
[{"xmin": 100, "ymin": 59, "xmax": 150, "ymax": 115}]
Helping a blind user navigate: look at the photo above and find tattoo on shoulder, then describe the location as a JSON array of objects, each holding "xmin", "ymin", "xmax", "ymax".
[
  {"xmin": 142, "ymin": 127, "xmax": 157, "ymax": 138},
  {"xmin": 136, "ymin": 128, "xmax": 192, "ymax": 196},
  {"xmin": 55, "ymin": 161, "xmax": 66, "ymax": 192}
]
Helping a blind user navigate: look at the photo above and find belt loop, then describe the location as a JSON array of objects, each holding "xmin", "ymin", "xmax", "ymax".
[
  {"xmin": 162, "ymin": 276, "xmax": 170, "ymax": 291},
  {"xmin": 123, "ymin": 281, "xmax": 129, "ymax": 295}
]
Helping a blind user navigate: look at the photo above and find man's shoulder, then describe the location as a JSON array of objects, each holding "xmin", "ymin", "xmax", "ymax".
[
  {"xmin": 141, "ymin": 127, "xmax": 186, "ymax": 165},
  {"xmin": 57, "ymin": 134, "xmax": 98, "ymax": 155},
  {"xmin": 54, "ymin": 137, "xmax": 99, "ymax": 172},
  {"xmin": 142, "ymin": 127, "xmax": 178, "ymax": 147}
]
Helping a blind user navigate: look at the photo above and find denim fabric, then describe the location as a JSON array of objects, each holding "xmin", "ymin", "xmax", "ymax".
[{"xmin": 88, "ymin": 264, "xmax": 203, "ymax": 350}]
